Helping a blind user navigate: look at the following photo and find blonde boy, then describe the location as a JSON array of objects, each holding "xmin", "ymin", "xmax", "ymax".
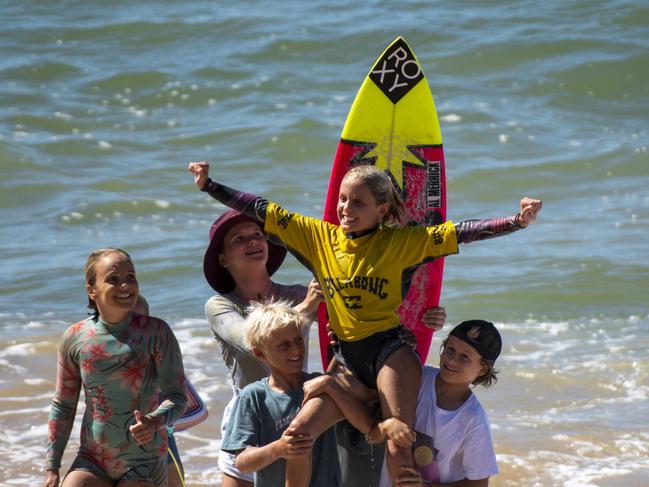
[{"xmin": 220, "ymin": 302, "xmax": 342, "ymax": 486}]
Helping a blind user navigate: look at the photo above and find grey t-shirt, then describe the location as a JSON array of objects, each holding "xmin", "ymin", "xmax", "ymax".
[
  {"xmin": 204, "ymin": 282, "xmax": 309, "ymax": 390},
  {"xmin": 221, "ymin": 373, "xmax": 341, "ymax": 487}
]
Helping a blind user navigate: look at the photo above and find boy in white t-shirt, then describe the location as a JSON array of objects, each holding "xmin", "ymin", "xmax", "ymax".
[{"xmin": 373, "ymin": 320, "xmax": 502, "ymax": 486}]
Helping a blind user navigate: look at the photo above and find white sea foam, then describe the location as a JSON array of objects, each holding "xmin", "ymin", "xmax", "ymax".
[
  {"xmin": 440, "ymin": 113, "xmax": 462, "ymax": 123},
  {"xmin": 498, "ymin": 445, "xmax": 649, "ymax": 486},
  {"xmin": 24, "ymin": 321, "xmax": 46, "ymax": 329},
  {"xmin": 1, "ymin": 343, "xmax": 37, "ymax": 357},
  {"xmin": 154, "ymin": 199, "xmax": 170, "ymax": 209},
  {"xmin": 0, "ymin": 358, "xmax": 28, "ymax": 374},
  {"xmin": 0, "ymin": 392, "xmax": 51, "ymax": 403},
  {"xmin": 0, "ymin": 406, "xmax": 49, "ymax": 418}
]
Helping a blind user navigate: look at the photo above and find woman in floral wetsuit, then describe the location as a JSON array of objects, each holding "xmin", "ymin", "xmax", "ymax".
[{"xmin": 43, "ymin": 248, "xmax": 187, "ymax": 487}]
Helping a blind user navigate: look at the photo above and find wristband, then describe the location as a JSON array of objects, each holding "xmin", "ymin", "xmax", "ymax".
[
  {"xmin": 513, "ymin": 212, "xmax": 524, "ymax": 228},
  {"xmin": 200, "ymin": 177, "xmax": 214, "ymax": 192}
]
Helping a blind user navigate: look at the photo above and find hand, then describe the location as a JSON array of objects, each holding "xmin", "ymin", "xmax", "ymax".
[
  {"xmin": 398, "ymin": 325, "xmax": 417, "ymax": 349},
  {"xmin": 276, "ymin": 427, "xmax": 313, "ymax": 459},
  {"xmin": 326, "ymin": 323, "xmax": 339, "ymax": 348},
  {"xmin": 129, "ymin": 410, "xmax": 157, "ymax": 446},
  {"xmin": 396, "ymin": 467, "xmax": 426, "ymax": 486},
  {"xmin": 366, "ymin": 421, "xmax": 386, "ymax": 445},
  {"xmin": 518, "ymin": 197, "xmax": 542, "ymax": 227},
  {"xmin": 187, "ymin": 160, "xmax": 210, "ymax": 189},
  {"xmin": 381, "ymin": 417, "xmax": 416, "ymax": 448},
  {"xmin": 421, "ymin": 306, "xmax": 446, "ymax": 332},
  {"xmin": 301, "ymin": 374, "xmax": 332, "ymax": 406},
  {"xmin": 43, "ymin": 469, "xmax": 60, "ymax": 487},
  {"xmin": 298, "ymin": 278, "xmax": 324, "ymax": 316}
]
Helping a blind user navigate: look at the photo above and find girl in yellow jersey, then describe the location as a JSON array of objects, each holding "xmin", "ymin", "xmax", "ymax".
[{"xmin": 188, "ymin": 161, "xmax": 541, "ymax": 485}]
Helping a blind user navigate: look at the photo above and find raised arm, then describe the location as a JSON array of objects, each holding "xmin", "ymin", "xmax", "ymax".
[
  {"xmin": 293, "ymin": 278, "xmax": 324, "ymax": 318},
  {"xmin": 188, "ymin": 161, "xmax": 269, "ymax": 222},
  {"xmin": 455, "ymin": 197, "xmax": 542, "ymax": 244}
]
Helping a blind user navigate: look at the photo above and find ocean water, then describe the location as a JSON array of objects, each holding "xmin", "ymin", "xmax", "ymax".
[{"xmin": 1, "ymin": 1, "xmax": 648, "ymax": 485}]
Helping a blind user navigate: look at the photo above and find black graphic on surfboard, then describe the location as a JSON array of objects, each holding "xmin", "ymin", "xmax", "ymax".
[{"xmin": 369, "ymin": 37, "xmax": 424, "ymax": 104}]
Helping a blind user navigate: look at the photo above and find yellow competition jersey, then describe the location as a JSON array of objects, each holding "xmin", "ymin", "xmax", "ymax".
[{"xmin": 264, "ymin": 202, "xmax": 458, "ymax": 341}]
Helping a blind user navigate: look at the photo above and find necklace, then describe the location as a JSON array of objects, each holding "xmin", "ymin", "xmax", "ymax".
[
  {"xmin": 235, "ymin": 281, "xmax": 275, "ymax": 302},
  {"xmin": 255, "ymin": 281, "xmax": 276, "ymax": 302}
]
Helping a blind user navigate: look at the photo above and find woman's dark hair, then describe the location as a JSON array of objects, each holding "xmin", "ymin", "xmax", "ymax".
[{"xmin": 84, "ymin": 247, "xmax": 132, "ymax": 319}]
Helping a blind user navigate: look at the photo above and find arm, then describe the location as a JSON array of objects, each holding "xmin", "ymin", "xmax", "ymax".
[
  {"xmin": 136, "ymin": 295, "xmax": 207, "ymax": 434},
  {"xmin": 455, "ymin": 197, "xmax": 542, "ymax": 244},
  {"xmin": 292, "ymin": 278, "xmax": 324, "ymax": 318},
  {"xmin": 234, "ymin": 428, "xmax": 314, "ymax": 473},
  {"xmin": 189, "ymin": 161, "xmax": 321, "ymax": 271},
  {"xmin": 455, "ymin": 216, "xmax": 519, "ymax": 244},
  {"xmin": 188, "ymin": 161, "xmax": 270, "ymax": 222},
  {"xmin": 45, "ymin": 331, "xmax": 82, "ymax": 474},
  {"xmin": 207, "ymin": 289, "xmax": 318, "ymax": 354},
  {"xmin": 131, "ymin": 322, "xmax": 188, "ymax": 445},
  {"xmin": 206, "ymin": 296, "xmax": 253, "ymax": 354},
  {"xmin": 146, "ymin": 321, "xmax": 188, "ymax": 427},
  {"xmin": 222, "ymin": 385, "xmax": 313, "ymax": 474},
  {"xmin": 43, "ymin": 470, "xmax": 60, "ymax": 487}
]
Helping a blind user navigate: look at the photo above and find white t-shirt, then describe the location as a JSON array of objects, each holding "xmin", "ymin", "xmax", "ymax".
[{"xmin": 380, "ymin": 366, "xmax": 499, "ymax": 485}]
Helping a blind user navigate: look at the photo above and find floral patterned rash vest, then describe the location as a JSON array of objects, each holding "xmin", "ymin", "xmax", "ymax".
[{"xmin": 46, "ymin": 313, "xmax": 187, "ymax": 476}]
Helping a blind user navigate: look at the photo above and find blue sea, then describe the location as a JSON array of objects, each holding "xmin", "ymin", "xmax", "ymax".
[{"xmin": 1, "ymin": 1, "xmax": 647, "ymax": 485}]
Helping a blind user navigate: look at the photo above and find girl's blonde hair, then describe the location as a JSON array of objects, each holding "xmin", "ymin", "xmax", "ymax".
[
  {"xmin": 244, "ymin": 300, "xmax": 306, "ymax": 350},
  {"xmin": 342, "ymin": 165, "xmax": 407, "ymax": 227},
  {"xmin": 84, "ymin": 247, "xmax": 132, "ymax": 318}
]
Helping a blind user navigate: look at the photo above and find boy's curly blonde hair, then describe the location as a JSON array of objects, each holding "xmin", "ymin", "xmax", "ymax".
[{"xmin": 244, "ymin": 300, "xmax": 307, "ymax": 350}]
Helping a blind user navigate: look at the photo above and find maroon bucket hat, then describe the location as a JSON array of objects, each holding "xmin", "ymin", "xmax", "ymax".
[{"xmin": 203, "ymin": 209, "xmax": 287, "ymax": 294}]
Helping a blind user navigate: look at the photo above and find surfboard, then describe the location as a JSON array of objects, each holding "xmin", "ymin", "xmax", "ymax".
[{"xmin": 317, "ymin": 36, "xmax": 447, "ymax": 368}]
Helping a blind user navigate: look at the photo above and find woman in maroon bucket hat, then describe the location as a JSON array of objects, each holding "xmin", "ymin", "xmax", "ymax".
[
  {"xmin": 203, "ymin": 210, "xmax": 288, "ymax": 296},
  {"xmin": 203, "ymin": 209, "xmax": 323, "ymax": 487}
]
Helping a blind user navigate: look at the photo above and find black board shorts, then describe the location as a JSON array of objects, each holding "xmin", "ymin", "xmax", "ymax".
[{"xmin": 336, "ymin": 327, "xmax": 409, "ymax": 389}]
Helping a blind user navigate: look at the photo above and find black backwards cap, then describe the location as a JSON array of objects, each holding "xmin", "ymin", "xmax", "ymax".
[{"xmin": 449, "ymin": 320, "xmax": 502, "ymax": 363}]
